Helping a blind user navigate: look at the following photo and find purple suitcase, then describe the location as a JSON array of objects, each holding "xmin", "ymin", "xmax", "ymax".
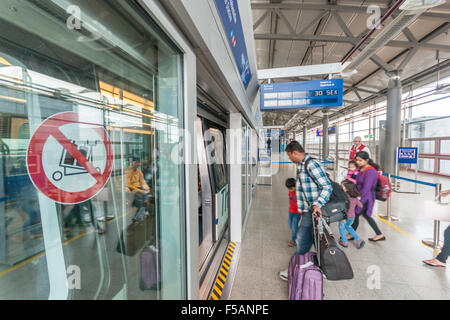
[
  {"xmin": 288, "ymin": 252, "xmax": 323, "ymax": 300},
  {"xmin": 139, "ymin": 246, "xmax": 160, "ymax": 290}
]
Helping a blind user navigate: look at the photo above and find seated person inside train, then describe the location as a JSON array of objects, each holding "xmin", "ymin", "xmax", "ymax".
[{"xmin": 126, "ymin": 158, "xmax": 151, "ymax": 210}]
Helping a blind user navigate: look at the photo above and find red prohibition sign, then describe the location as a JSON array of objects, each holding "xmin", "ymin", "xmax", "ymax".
[{"xmin": 27, "ymin": 112, "xmax": 113, "ymax": 204}]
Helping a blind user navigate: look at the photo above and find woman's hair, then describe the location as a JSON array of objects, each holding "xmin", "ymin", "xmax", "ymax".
[
  {"xmin": 341, "ymin": 179, "xmax": 361, "ymax": 198},
  {"xmin": 285, "ymin": 178, "xmax": 296, "ymax": 189},
  {"xmin": 355, "ymin": 151, "xmax": 380, "ymax": 171},
  {"xmin": 348, "ymin": 160, "xmax": 357, "ymax": 168}
]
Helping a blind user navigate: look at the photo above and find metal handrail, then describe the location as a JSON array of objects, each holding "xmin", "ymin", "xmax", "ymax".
[{"xmin": 380, "ymin": 172, "xmax": 437, "ymax": 188}]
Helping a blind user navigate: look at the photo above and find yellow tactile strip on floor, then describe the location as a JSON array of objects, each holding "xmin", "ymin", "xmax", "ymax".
[{"xmin": 209, "ymin": 241, "xmax": 237, "ymax": 300}]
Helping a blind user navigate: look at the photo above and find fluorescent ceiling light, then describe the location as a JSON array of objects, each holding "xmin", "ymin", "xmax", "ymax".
[
  {"xmin": 400, "ymin": 0, "xmax": 446, "ymax": 10},
  {"xmin": 340, "ymin": 69, "xmax": 358, "ymax": 78}
]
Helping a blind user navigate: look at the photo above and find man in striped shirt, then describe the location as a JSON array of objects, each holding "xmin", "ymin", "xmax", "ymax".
[{"xmin": 279, "ymin": 141, "xmax": 333, "ymax": 281}]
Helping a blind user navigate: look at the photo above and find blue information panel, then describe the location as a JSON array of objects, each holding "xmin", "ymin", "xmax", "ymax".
[
  {"xmin": 398, "ymin": 147, "xmax": 418, "ymax": 164},
  {"xmin": 215, "ymin": 0, "xmax": 252, "ymax": 89},
  {"xmin": 260, "ymin": 79, "xmax": 344, "ymax": 111}
]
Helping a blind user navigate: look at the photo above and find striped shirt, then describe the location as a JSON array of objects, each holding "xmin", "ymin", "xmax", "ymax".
[{"xmin": 295, "ymin": 154, "xmax": 333, "ymax": 213}]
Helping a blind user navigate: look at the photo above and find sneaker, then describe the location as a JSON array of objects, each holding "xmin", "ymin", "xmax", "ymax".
[
  {"xmin": 356, "ymin": 239, "xmax": 365, "ymax": 249},
  {"xmin": 279, "ymin": 269, "xmax": 288, "ymax": 281},
  {"xmin": 338, "ymin": 240, "xmax": 348, "ymax": 248}
]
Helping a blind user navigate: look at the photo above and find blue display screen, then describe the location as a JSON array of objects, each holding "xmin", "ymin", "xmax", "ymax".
[
  {"xmin": 215, "ymin": 0, "xmax": 252, "ymax": 89},
  {"xmin": 260, "ymin": 79, "xmax": 344, "ymax": 111}
]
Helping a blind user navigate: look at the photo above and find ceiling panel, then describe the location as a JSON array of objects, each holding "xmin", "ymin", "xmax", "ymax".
[
  {"xmin": 254, "ymin": 0, "xmax": 450, "ymax": 129},
  {"xmin": 408, "ymin": 18, "xmax": 446, "ymax": 41}
]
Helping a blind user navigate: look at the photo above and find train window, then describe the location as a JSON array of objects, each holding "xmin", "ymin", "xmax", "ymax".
[
  {"xmin": 0, "ymin": 0, "xmax": 185, "ymax": 300},
  {"xmin": 204, "ymin": 127, "xmax": 227, "ymax": 193}
]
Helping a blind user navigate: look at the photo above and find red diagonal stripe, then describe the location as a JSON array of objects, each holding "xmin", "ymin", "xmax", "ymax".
[{"xmin": 50, "ymin": 128, "xmax": 103, "ymax": 184}]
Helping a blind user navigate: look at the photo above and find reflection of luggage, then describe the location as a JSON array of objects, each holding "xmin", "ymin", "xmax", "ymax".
[
  {"xmin": 139, "ymin": 246, "xmax": 161, "ymax": 290},
  {"xmin": 140, "ymin": 206, "xmax": 160, "ymax": 291},
  {"xmin": 313, "ymin": 216, "xmax": 353, "ymax": 281},
  {"xmin": 288, "ymin": 252, "xmax": 323, "ymax": 300},
  {"xmin": 116, "ymin": 211, "xmax": 152, "ymax": 256}
]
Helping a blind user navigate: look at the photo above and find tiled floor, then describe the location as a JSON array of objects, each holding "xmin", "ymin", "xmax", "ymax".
[{"xmin": 230, "ymin": 162, "xmax": 450, "ymax": 300}]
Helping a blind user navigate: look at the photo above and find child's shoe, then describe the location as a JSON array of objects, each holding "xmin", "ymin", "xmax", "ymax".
[
  {"xmin": 338, "ymin": 239, "xmax": 348, "ymax": 248},
  {"xmin": 288, "ymin": 240, "xmax": 296, "ymax": 247},
  {"xmin": 356, "ymin": 239, "xmax": 365, "ymax": 249}
]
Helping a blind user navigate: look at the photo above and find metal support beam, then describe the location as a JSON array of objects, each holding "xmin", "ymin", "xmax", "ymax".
[
  {"xmin": 322, "ymin": 110, "xmax": 329, "ymax": 159},
  {"xmin": 253, "ymin": 34, "xmax": 450, "ymax": 52},
  {"xmin": 250, "ymin": 3, "xmax": 450, "ymax": 21},
  {"xmin": 383, "ymin": 71, "xmax": 402, "ymax": 175},
  {"xmin": 302, "ymin": 126, "xmax": 307, "ymax": 148},
  {"xmin": 253, "ymin": 9, "xmax": 271, "ymax": 30},
  {"xmin": 342, "ymin": 23, "xmax": 450, "ymax": 104},
  {"xmin": 333, "ymin": 11, "xmax": 394, "ymax": 72},
  {"xmin": 274, "ymin": 8, "xmax": 295, "ymax": 35}
]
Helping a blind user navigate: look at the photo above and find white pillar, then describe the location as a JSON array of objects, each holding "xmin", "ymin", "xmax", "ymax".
[{"xmin": 228, "ymin": 113, "xmax": 242, "ymax": 242}]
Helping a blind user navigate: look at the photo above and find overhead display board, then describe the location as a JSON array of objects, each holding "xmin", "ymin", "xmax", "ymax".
[
  {"xmin": 260, "ymin": 79, "xmax": 344, "ymax": 111},
  {"xmin": 215, "ymin": 0, "xmax": 252, "ymax": 89}
]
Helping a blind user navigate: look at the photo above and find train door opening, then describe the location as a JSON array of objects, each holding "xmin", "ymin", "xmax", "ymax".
[{"xmin": 196, "ymin": 113, "xmax": 229, "ymax": 296}]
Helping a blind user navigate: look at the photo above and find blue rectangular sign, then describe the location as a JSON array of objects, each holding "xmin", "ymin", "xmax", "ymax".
[
  {"xmin": 260, "ymin": 79, "xmax": 344, "ymax": 111},
  {"xmin": 398, "ymin": 147, "xmax": 418, "ymax": 164},
  {"xmin": 215, "ymin": 0, "xmax": 252, "ymax": 89}
]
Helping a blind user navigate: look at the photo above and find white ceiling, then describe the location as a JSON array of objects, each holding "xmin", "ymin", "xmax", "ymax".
[{"xmin": 251, "ymin": 0, "xmax": 450, "ymax": 129}]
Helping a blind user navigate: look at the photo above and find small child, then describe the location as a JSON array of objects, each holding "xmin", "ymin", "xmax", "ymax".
[
  {"xmin": 347, "ymin": 160, "xmax": 359, "ymax": 184},
  {"xmin": 286, "ymin": 178, "xmax": 300, "ymax": 247},
  {"xmin": 339, "ymin": 180, "xmax": 365, "ymax": 249}
]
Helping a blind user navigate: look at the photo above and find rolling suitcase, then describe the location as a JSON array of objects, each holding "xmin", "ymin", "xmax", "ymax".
[
  {"xmin": 139, "ymin": 245, "xmax": 161, "ymax": 290},
  {"xmin": 139, "ymin": 209, "xmax": 160, "ymax": 291},
  {"xmin": 288, "ymin": 252, "xmax": 323, "ymax": 300}
]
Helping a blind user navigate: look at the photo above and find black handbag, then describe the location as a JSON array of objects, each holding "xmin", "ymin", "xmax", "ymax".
[
  {"xmin": 313, "ymin": 217, "xmax": 354, "ymax": 281},
  {"xmin": 321, "ymin": 201, "xmax": 347, "ymax": 224},
  {"xmin": 301, "ymin": 158, "xmax": 349, "ymax": 224}
]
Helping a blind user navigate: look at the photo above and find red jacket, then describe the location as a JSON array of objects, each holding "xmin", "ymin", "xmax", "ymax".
[{"xmin": 350, "ymin": 144, "xmax": 368, "ymax": 160}]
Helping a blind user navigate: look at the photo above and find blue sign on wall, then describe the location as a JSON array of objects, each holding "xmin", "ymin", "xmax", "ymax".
[
  {"xmin": 215, "ymin": 0, "xmax": 252, "ymax": 89},
  {"xmin": 260, "ymin": 79, "xmax": 344, "ymax": 111},
  {"xmin": 398, "ymin": 147, "xmax": 418, "ymax": 164}
]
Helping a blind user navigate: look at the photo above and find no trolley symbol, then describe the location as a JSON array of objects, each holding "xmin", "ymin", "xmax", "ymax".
[{"xmin": 26, "ymin": 112, "xmax": 113, "ymax": 204}]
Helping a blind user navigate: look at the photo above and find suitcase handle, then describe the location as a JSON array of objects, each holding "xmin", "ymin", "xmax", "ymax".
[{"xmin": 299, "ymin": 261, "xmax": 314, "ymax": 269}]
